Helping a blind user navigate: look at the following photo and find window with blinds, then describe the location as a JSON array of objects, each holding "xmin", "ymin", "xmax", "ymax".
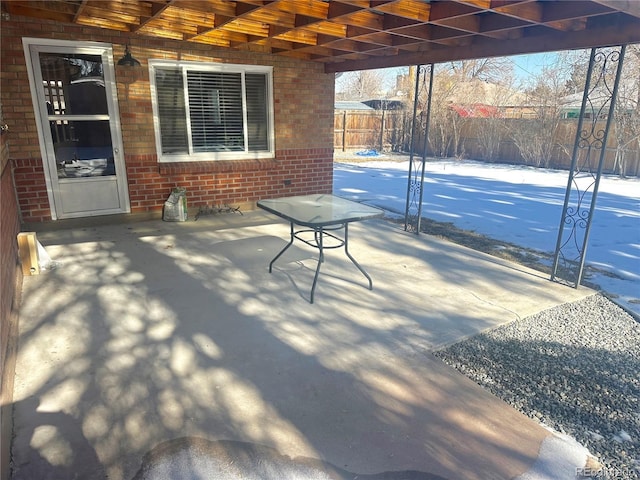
[{"xmin": 150, "ymin": 62, "xmax": 273, "ymax": 162}]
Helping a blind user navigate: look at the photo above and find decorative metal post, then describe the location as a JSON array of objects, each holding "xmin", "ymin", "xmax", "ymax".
[
  {"xmin": 404, "ymin": 64, "xmax": 434, "ymax": 234},
  {"xmin": 551, "ymin": 45, "xmax": 626, "ymax": 287}
]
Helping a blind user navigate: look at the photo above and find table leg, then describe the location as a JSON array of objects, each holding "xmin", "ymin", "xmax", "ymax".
[
  {"xmin": 310, "ymin": 226, "xmax": 324, "ymax": 304},
  {"xmin": 269, "ymin": 222, "xmax": 371, "ymax": 303},
  {"xmin": 344, "ymin": 223, "xmax": 373, "ymax": 290},
  {"xmin": 269, "ymin": 222, "xmax": 295, "ymax": 273}
]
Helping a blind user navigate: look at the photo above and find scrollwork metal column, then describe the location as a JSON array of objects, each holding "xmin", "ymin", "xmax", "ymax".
[
  {"xmin": 404, "ymin": 64, "xmax": 434, "ymax": 234},
  {"xmin": 551, "ymin": 45, "xmax": 626, "ymax": 287}
]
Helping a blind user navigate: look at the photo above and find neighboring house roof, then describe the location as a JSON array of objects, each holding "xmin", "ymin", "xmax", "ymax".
[
  {"xmin": 561, "ymin": 91, "xmax": 608, "ymax": 110},
  {"xmin": 334, "ymin": 101, "xmax": 374, "ymax": 111},
  {"xmin": 362, "ymin": 99, "xmax": 407, "ymax": 110},
  {"xmin": 450, "ymin": 104, "xmax": 501, "ymax": 118},
  {"xmin": 560, "ymin": 85, "xmax": 638, "ymax": 114}
]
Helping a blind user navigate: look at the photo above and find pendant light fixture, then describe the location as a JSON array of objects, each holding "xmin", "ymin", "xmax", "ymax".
[{"xmin": 117, "ymin": 45, "xmax": 140, "ymax": 67}]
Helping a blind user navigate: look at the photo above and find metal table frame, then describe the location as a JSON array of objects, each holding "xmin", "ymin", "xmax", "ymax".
[{"xmin": 257, "ymin": 194, "xmax": 384, "ymax": 303}]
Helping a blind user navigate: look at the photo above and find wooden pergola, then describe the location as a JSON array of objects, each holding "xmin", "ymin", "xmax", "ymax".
[{"xmin": 4, "ymin": 0, "xmax": 640, "ymax": 72}]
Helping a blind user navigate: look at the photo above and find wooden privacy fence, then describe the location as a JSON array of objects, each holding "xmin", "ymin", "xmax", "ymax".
[
  {"xmin": 335, "ymin": 110, "xmax": 640, "ymax": 177},
  {"xmin": 456, "ymin": 118, "xmax": 640, "ymax": 177},
  {"xmin": 334, "ymin": 110, "xmax": 409, "ymax": 152}
]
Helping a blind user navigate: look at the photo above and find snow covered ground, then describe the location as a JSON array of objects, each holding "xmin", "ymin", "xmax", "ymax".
[{"xmin": 333, "ymin": 155, "xmax": 640, "ymax": 317}]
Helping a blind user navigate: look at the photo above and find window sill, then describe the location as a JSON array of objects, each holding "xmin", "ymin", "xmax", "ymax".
[{"xmin": 158, "ymin": 158, "xmax": 279, "ymax": 175}]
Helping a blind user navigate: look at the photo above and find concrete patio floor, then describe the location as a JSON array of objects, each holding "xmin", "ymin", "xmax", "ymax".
[{"xmin": 11, "ymin": 210, "xmax": 593, "ymax": 480}]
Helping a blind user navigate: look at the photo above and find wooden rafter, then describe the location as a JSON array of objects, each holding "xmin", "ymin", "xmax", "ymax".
[{"xmin": 1, "ymin": 0, "xmax": 639, "ymax": 72}]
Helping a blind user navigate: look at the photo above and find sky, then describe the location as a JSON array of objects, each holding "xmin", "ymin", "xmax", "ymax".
[
  {"xmin": 333, "ymin": 156, "xmax": 640, "ymax": 318},
  {"xmin": 510, "ymin": 52, "xmax": 560, "ymax": 83},
  {"xmin": 336, "ymin": 52, "xmax": 566, "ymax": 97}
]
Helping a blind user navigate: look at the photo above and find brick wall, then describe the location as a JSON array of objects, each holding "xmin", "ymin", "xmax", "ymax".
[
  {"xmin": 0, "ymin": 135, "xmax": 21, "ymax": 480},
  {"xmin": 1, "ymin": 14, "xmax": 335, "ymax": 223},
  {"xmin": 11, "ymin": 158, "xmax": 49, "ymax": 222},
  {"xmin": 127, "ymin": 148, "xmax": 334, "ymax": 213}
]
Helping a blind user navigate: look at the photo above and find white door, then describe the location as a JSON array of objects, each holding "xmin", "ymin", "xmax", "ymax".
[{"xmin": 24, "ymin": 39, "xmax": 130, "ymax": 219}]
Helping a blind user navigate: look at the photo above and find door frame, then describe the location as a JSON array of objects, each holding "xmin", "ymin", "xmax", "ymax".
[{"xmin": 22, "ymin": 37, "xmax": 130, "ymax": 220}]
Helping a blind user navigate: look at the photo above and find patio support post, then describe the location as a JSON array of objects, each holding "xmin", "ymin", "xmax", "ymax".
[
  {"xmin": 404, "ymin": 65, "xmax": 422, "ymax": 231},
  {"xmin": 551, "ymin": 45, "xmax": 626, "ymax": 287},
  {"xmin": 342, "ymin": 111, "xmax": 346, "ymax": 152},
  {"xmin": 379, "ymin": 103, "xmax": 386, "ymax": 152},
  {"xmin": 404, "ymin": 64, "xmax": 434, "ymax": 234}
]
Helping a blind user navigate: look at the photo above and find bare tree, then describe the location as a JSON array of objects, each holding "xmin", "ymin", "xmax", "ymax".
[
  {"xmin": 448, "ymin": 57, "xmax": 515, "ymax": 83},
  {"xmin": 335, "ymin": 69, "xmax": 388, "ymax": 100},
  {"xmin": 427, "ymin": 66, "xmax": 467, "ymax": 157},
  {"xmin": 508, "ymin": 57, "xmax": 572, "ymax": 167},
  {"xmin": 474, "ymin": 80, "xmax": 520, "ymax": 161},
  {"xmin": 425, "ymin": 59, "xmax": 514, "ymax": 159},
  {"xmin": 559, "ymin": 46, "xmax": 639, "ymax": 177},
  {"xmin": 612, "ymin": 44, "xmax": 640, "ymax": 177}
]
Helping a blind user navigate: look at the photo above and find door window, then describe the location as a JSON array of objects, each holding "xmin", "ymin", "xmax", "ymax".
[{"xmin": 39, "ymin": 53, "xmax": 115, "ymax": 178}]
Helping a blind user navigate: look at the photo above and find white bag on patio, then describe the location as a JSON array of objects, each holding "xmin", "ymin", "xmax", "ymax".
[{"xmin": 163, "ymin": 187, "xmax": 188, "ymax": 222}]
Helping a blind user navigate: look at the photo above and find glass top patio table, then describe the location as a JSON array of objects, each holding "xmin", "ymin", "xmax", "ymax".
[
  {"xmin": 257, "ymin": 194, "xmax": 384, "ymax": 303},
  {"xmin": 257, "ymin": 194, "xmax": 384, "ymax": 227}
]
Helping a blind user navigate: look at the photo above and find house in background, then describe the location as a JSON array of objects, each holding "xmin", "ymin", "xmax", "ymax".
[
  {"xmin": 560, "ymin": 83, "xmax": 640, "ymax": 119},
  {"xmin": 362, "ymin": 99, "xmax": 407, "ymax": 111},
  {"xmin": 335, "ymin": 101, "xmax": 375, "ymax": 112}
]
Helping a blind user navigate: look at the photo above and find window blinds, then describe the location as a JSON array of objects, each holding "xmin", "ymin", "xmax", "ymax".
[{"xmin": 154, "ymin": 66, "xmax": 269, "ymax": 156}]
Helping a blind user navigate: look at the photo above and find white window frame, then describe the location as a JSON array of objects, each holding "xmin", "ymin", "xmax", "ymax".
[{"xmin": 149, "ymin": 60, "xmax": 274, "ymax": 163}]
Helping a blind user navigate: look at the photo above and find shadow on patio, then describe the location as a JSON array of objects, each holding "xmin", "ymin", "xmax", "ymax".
[{"xmin": 11, "ymin": 211, "xmax": 592, "ymax": 480}]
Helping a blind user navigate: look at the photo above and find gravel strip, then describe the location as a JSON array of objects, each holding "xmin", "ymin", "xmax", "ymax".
[{"xmin": 434, "ymin": 293, "xmax": 640, "ymax": 479}]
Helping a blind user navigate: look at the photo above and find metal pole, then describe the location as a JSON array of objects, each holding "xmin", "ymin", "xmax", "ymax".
[
  {"xmin": 342, "ymin": 110, "xmax": 346, "ymax": 152},
  {"xmin": 404, "ymin": 65, "xmax": 421, "ymax": 231},
  {"xmin": 415, "ymin": 64, "xmax": 434, "ymax": 234},
  {"xmin": 551, "ymin": 45, "xmax": 626, "ymax": 288},
  {"xmin": 576, "ymin": 45, "xmax": 626, "ymax": 286},
  {"xmin": 551, "ymin": 48, "xmax": 595, "ymax": 281},
  {"xmin": 379, "ymin": 104, "xmax": 386, "ymax": 152}
]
